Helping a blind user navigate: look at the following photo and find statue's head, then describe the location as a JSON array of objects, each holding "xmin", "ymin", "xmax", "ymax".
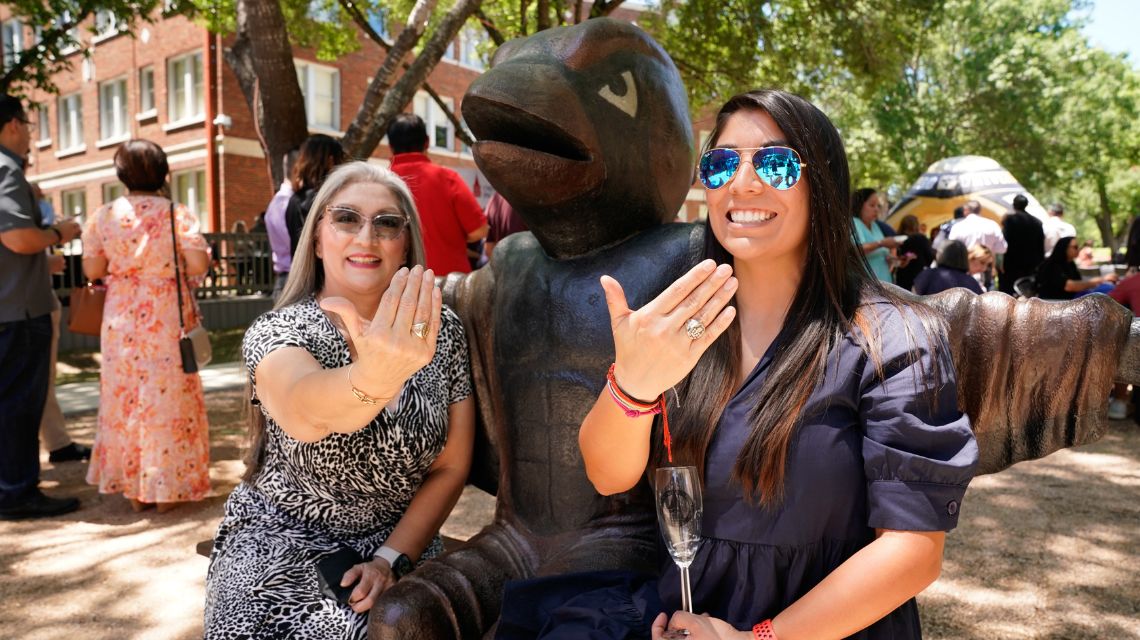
[{"xmin": 462, "ymin": 18, "xmax": 693, "ymax": 259}]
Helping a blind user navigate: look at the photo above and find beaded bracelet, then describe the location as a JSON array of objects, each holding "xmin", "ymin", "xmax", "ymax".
[
  {"xmin": 752, "ymin": 619, "xmax": 778, "ymax": 640},
  {"xmin": 605, "ymin": 363, "xmax": 675, "ymax": 463}
]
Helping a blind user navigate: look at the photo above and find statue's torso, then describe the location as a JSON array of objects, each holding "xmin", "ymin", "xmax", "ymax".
[{"xmin": 491, "ymin": 224, "xmax": 703, "ymax": 535}]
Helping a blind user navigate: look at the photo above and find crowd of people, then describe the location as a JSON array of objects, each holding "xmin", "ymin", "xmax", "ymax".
[
  {"xmin": 1, "ymin": 76, "xmax": 1135, "ymax": 640},
  {"xmin": 854, "ymin": 190, "xmax": 1135, "ymax": 305}
]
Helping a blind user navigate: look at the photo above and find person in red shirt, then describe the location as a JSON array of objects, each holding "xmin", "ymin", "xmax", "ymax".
[{"xmin": 388, "ymin": 114, "xmax": 488, "ymax": 274}]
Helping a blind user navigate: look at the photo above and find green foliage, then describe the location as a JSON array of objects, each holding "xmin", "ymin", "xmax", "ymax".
[{"xmin": 0, "ymin": 0, "xmax": 162, "ymax": 97}]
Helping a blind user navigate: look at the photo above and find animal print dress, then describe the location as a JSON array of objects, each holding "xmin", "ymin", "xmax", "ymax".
[{"xmin": 203, "ymin": 296, "xmax": 471, "ymax": 639}]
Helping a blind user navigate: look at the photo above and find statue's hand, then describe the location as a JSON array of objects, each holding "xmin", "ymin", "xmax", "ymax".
[
  {"xmin": 600, "ymin": 259, "xmax": 737, "ymax": 400},
  {"xmin": 320, "ymin": 265, "xmax": 442, "ymax": 400}
]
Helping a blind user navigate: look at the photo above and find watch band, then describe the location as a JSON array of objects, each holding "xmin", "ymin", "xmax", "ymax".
[
  {"xmin": 372, "ymin": 545, "xmax": 402, "ymax": 565},
  {"xmin": 48, "ymin": 226, "xmax": 62, "ymax": 243}
]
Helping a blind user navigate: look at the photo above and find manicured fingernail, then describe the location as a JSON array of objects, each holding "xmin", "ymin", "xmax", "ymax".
[
  {"xmin": 700, "ymin": 259, "xmax": 716, "ymax": 271},
  {"xmin": 715, "ymin": 264, "xmax": 732, "ymax": 276},
  {"xmin": 725, "ymin": 277, "xmax": 738, "ymax": 290}
]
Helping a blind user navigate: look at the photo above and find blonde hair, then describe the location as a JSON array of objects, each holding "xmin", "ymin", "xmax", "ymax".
[
  {"xmin": 968, "ymin": 244, "xmax": 993, "ymax": 264},
  {"xmin": 276, "ymin": 161, "xmax": 427, "ymax": 310}
]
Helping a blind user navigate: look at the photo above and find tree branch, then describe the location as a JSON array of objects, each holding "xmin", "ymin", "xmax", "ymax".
[
  {"xmin": 339, "ymin": 0, "xmax": 474, "ymax": 147},
  {"xmin": 349, "ymin": 0, "xmax": 483, "ymax": 157},
  {"xmin": 340, "ymin": 0, "xmax": 440, "ymax": 158},
  {"xmin": 474, "ymin": 7, "xmax": 505, "ymax": 46}
]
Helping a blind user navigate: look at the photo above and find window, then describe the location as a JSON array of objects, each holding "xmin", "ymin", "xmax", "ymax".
[
  {"xmin": 295, "ymin": 60, "xmax": 340, "ymax": 131},
  {"xmin": 93, "ymin": 10, "xmax": 123, "ymax": 38},
  {"xmin": 167, "ymin": 52, "xmax": 204, "ymax": 124},
  {"xmin": 61, "ymin": 188, "xmax": 87, "ymax": 219},
  {"xmin": 98, "ymin": 77, "xmax": 129, "ymax": 142},
  {"xmin": 413, "ymin": 92, "xmax": 454, "ymax": 152},
  {"xmin": 172, "ymin": 169, "xmax": 208, "ymax": 229},
  {"xmin": 456, "ymin": 25, "xmax": 483, "ymax": 70},
  {"xmin": 102, "ymin": 183, "xmax": 125, "ymax": 203},
  {"xmin": 1, "ymin": 19, "xmax": 23, "ymax": 69},
  {"xmin": 58, "ymin": 93, "xmax": 84, "ymax": 151},
  {"xmin": 138, "ymin": 66, "xmax": 155, "ymax": 116},
  {"xmin": 36, "ymin": 106, "xmax": 49, "ymax": 144},
  {"xmin": 367, "ymin": 7, "xmax": 389, "ymax": 40},
  {"xmin": 53, "ymin": 11, "xmax": 80, "ymax": 55}
]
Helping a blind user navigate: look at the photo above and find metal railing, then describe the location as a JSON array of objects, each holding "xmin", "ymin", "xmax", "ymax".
[{"xmin": 53, "ymin": 232, "xmax": 275, "ymax": 300}]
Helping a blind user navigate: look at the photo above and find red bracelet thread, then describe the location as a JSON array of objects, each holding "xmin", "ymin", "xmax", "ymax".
[
  {"xmin": 752, "ymin": 619, "xmax": 777, "ymax": 640},
  {"xmin": 605, "ymin": 363, "xmax": 674, "ymax": 463}
]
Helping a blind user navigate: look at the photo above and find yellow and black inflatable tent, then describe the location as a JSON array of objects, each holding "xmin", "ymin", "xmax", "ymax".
[{"xmin": 885, "ymin": 155, "xmax": 1048, "ymax": 231}]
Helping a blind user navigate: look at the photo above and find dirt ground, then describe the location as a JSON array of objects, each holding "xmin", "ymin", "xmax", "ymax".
[{"xmin": 1, "ymin": 388, "xmax": 1137, "ymax": 639}]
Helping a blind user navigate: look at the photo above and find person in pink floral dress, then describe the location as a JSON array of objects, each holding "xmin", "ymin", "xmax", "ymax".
[{"xmin": 82, "ymin": 139, "xmax": 211, "ymax": 513}]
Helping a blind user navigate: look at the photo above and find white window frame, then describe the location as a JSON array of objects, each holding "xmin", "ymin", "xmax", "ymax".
[
  {"xmin": 413, "ymin": 91, "xmax": 455, "ymax": 153},
  {"xmin": 57, "ymin": 93, "xmax": 84, "ymax": 154},
  {"xmin": 171, "ymin": 169, "xmax": 208, "ymax": 230},
  {"xmin": 102, "ymin": 182, "xmax": 125, "ymax": 203},
  {"xmin": 166, "ymin": 51, "xmax": 205, "ymax": 127},
  {"xmin": 137, "ymin": 66, "xmax": 156, "ymax": 118},
  {"xmin": 98, "ymin": 76, "xmax": 130, "ymax": 145},
  {"xmin": 35, "ymin": 105, "xmax": 50, "ymax": 147},
  {"xmin": 294, "ymin": 59, "xmax": 341, "ymax": 133},
  {"xmin": 93, "ymin": 10, "xmax": 124, "ymax": 41},
  {"xmin": 54, "ymin": 11, "xmax": 80, "ymax": 56},
  {"xmin": 455, "ymin": 25, "xmax": 484, "ymax": 71},
  {"xmin": 1, "ymin": 19, "xmax": 23, "ymax": 69}
]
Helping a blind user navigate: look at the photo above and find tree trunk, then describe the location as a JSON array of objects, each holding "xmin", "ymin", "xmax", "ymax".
[
  {"xmin": 1095, "ymin": 175, "xmax": 1116, "ymax": 251},
  {"xmin": 342, "ymin": 0, "xmax": 484, "ymax": 159},
  {"xmin": 222, "ymin": 0, "xmax": 309, "ymax": 189},
  {"xmin": 537, "ymin": 0, "xmax": 551, "ymax": 31},
  {"xmin": 340, "ymin": 0, "xmax": 439, "ymax": 159}
]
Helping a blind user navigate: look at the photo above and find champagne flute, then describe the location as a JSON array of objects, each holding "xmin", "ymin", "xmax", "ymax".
[{"xmin": 656, "ymin": 465, "xmax": 703, "ymax": 618}]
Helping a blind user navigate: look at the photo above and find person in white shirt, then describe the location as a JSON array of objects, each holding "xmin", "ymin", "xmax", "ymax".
[
  {"xmin": 947, "ymin": 200, "xmax": 1006, "ymax": 290},
  {"xmin": 947, "ymin": 200, "xmax": 1008, "ymax": 256},
  {"xmin": 1042, "ymin": 202, "xmax": 1076, "ymax": 258}
]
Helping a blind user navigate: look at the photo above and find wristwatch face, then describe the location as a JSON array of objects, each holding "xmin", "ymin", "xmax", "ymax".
[{"xmin": 391, "ymin": 554, "xmax": 413, "ymax": 579}]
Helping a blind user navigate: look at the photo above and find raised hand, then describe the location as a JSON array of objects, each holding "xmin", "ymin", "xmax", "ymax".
[
  {"xmin": 601, "ymin": 259, "xmax": 737, "ymax": 401},
  {"xmin": 320, "ymin": 265, "xmax": 443, "ymax": 401}
]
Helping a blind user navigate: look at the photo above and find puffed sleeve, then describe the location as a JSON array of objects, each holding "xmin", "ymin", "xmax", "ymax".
[
  {"xmin": 439, "ymin": 306, "xmax": 472, "ymax": 404},
  {"xmin": 859, "ymin": 304, "xmax": 978, "ymax": 532},
  {"xmin": 81, "ymin": 205, "xmax": 106, "ymax": 259},
  {"xmin": 174, "ymin": 202, "xmax": 209, "ymax": 254},
  {"xmin": 241, "ymin": 306, "xmax": 309, "ymax": 401}
]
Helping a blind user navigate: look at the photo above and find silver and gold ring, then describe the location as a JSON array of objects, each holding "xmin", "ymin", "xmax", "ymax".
[{"xmin": 685, "ymin": 318, "xmax": 705, "ymax": 340}]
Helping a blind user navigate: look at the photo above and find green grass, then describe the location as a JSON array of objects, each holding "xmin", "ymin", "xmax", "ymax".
[{"xmin": 57, "ymin": 326, "xmax": 247, "ymax": 386}]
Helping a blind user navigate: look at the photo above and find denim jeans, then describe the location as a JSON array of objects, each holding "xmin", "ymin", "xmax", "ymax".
[{"xmin": 0, "ymin": 314, "xmax": 52, "ymax": 506}]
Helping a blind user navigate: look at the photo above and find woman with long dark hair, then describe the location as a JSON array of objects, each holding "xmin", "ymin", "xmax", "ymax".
[
  {"xmin": 579, "ymin": 90, "xmax": 977, "ymax": 639},
  {"xmin": 1035, "ymin": 236, "xmax": 1117, "ymax": 300},
  {"xmin": 285, "ymin": 133, "xmax": 348, "ymax": 258}
]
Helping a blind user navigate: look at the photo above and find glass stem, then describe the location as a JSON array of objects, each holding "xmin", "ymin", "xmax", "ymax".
[{"xmin": 680, "ymin": 564, "xmax": 693, "ymax": 613}]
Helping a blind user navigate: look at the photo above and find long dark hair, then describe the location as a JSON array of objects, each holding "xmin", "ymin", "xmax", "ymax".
[
  {"xmin": 851, "ymin": 187, "xmax": 878, "ymax": 219},
  {"xmin": 653, "ymin": 89, "xmax": 948, "ymax": 505},
  {"xmin": 291, "ymin": 134, "xmax": 347, "ymax": 192}
]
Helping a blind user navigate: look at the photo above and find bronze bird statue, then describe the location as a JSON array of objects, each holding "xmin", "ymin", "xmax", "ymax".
[{"xmin": 368, "ymin": 17, "xmax": 1138, "ymax": 639}]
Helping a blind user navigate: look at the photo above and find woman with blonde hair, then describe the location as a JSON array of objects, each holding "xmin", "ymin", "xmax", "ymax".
[
  {"xmin": 204, "ymin": 161, "xmax": 474, "ymax": 639},
  {"xmin": 83, "ymin": 139, "xmax": 210, "ymax": 513}
]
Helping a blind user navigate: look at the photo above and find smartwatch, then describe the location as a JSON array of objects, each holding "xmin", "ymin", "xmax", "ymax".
[{"xmin": 373, "ymin": 545, "xmax": 414, "ymax": 580}]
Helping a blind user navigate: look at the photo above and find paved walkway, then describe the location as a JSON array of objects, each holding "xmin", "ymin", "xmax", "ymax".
[{"xmin": 56, "ymin": 361, "xmax": 246, "ymax": 416}]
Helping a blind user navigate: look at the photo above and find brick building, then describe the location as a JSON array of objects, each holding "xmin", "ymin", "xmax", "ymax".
[{"xmin": 2, "ymin": 2, "xmax": 706, "ymax": 238}]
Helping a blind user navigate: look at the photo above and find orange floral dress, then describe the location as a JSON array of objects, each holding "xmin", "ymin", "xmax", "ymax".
[{"xmin": 83, "ymin": 196, "xmax": 211, "ymax": 503}]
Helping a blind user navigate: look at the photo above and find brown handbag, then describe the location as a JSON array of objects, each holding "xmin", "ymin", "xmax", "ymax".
[{"xmin": 68, "ymin": 283, "xmax": 106, "ymax": 337}]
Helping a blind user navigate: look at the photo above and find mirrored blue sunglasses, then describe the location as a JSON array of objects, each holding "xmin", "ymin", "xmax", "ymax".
[{"xmin": 698, "ymin": 146, "xmax": 806, "ymax": 191}]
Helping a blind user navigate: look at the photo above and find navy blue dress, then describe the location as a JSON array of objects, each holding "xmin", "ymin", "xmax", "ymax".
[{"xmin": 657, "ymin": 300, "xmax": 978, "ymax": 637}]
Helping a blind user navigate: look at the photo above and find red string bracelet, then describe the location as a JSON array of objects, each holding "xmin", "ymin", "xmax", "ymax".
[
  {"xmin": 605, "ymin": 363, "xmax": 674, "ymax": 463},
  {"xmin": 752, "ymin": 620, "xmax": 778, "ymax": 640}
]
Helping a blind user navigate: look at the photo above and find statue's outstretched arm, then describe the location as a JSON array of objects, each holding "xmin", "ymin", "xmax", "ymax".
[{"xmin": 915, "ymin": 288, "xmax": 1132, "ymax": 475}]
